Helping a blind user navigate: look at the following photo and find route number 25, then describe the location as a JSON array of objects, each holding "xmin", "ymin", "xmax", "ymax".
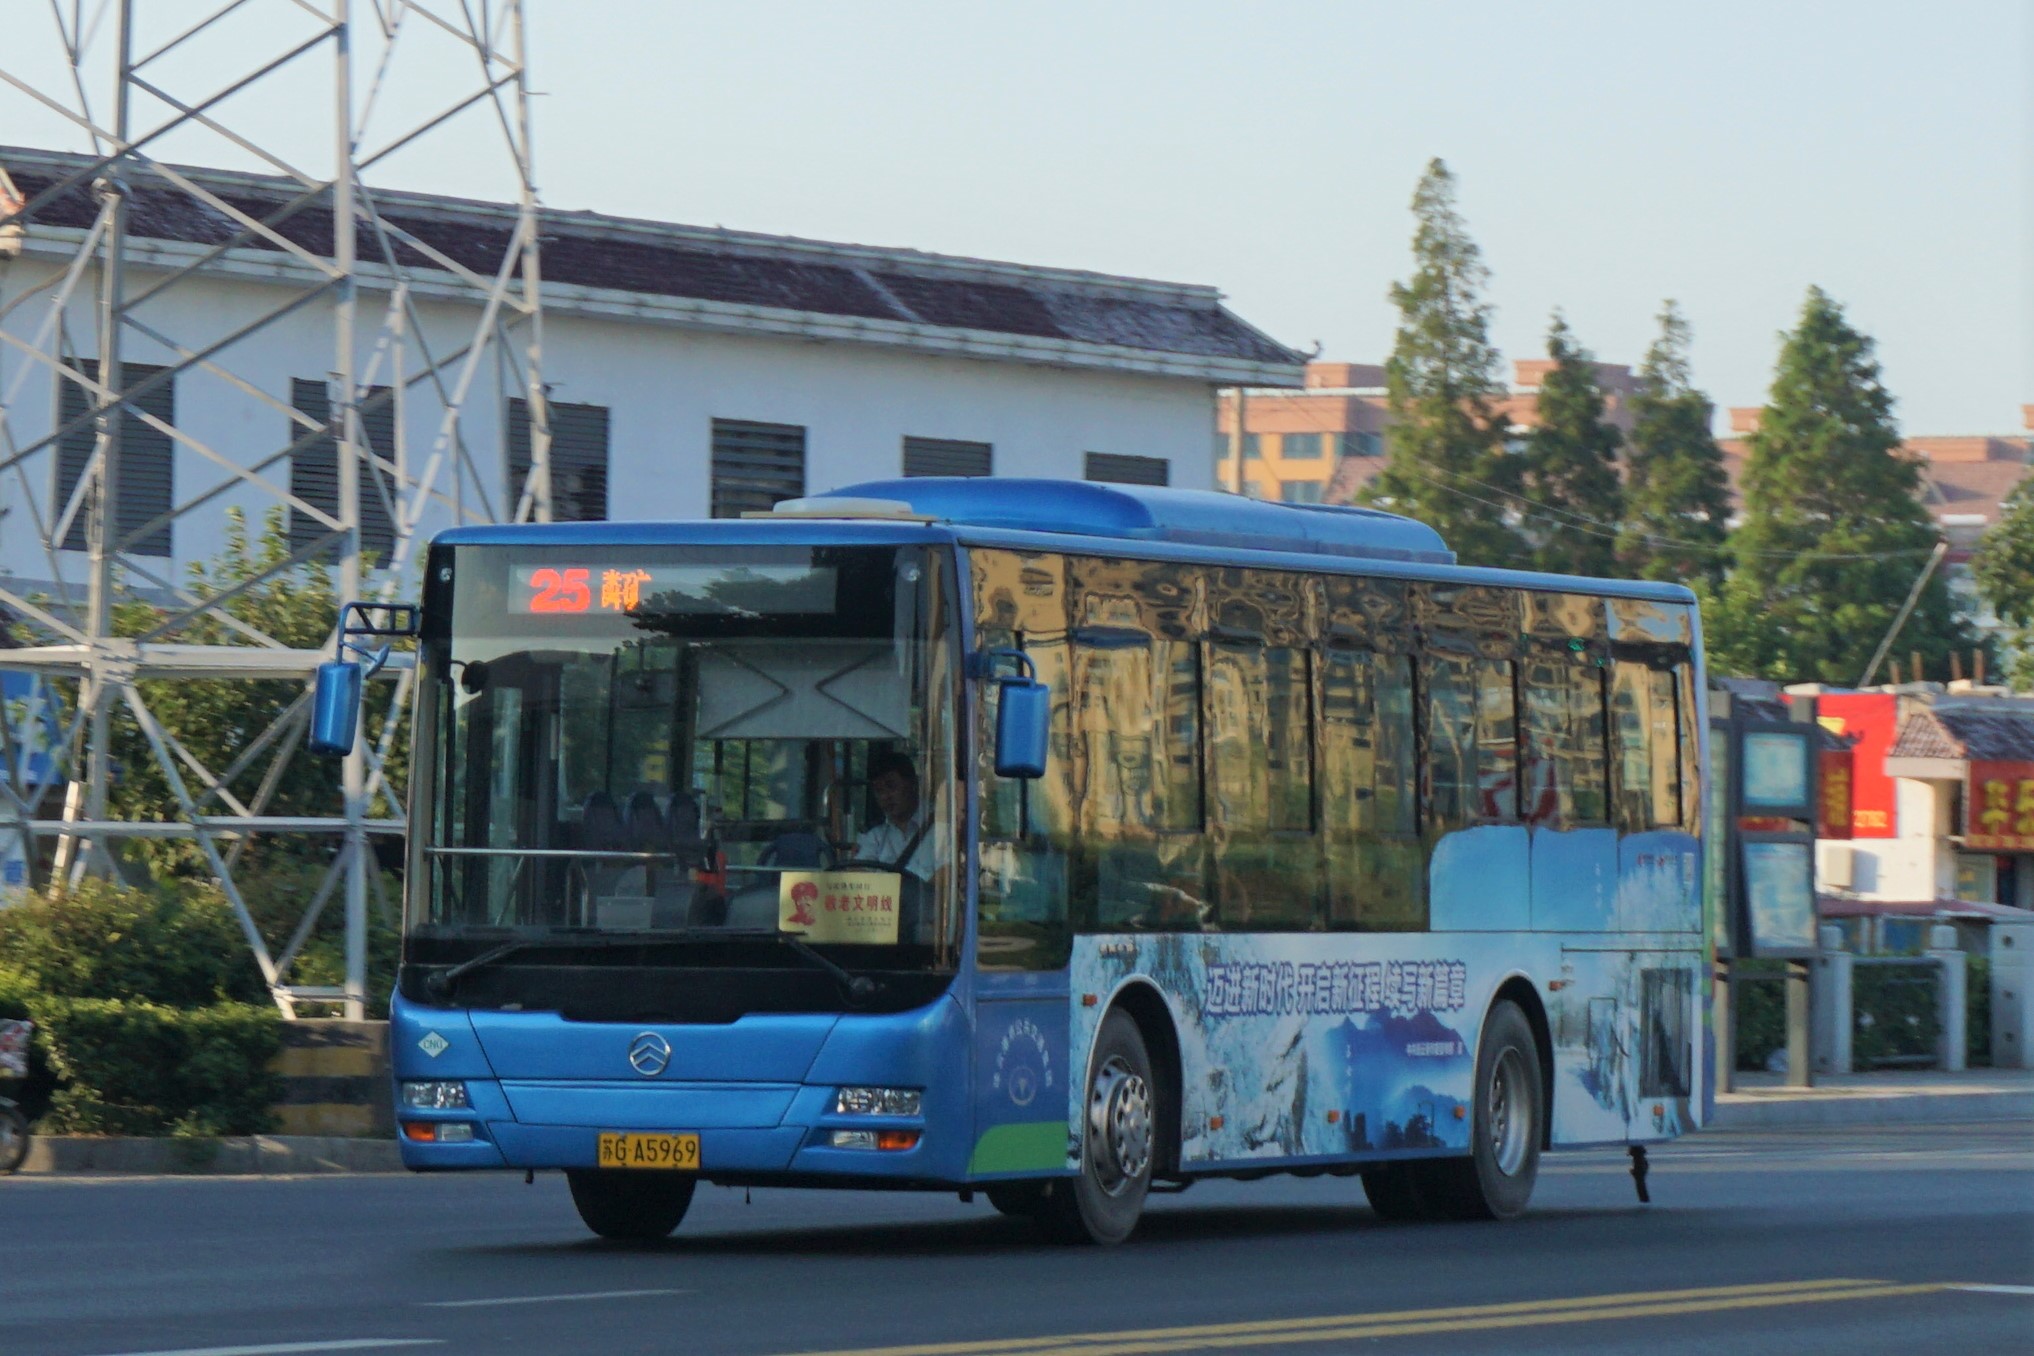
[{"xmin": 527, "ymin": 567, "xmax": 592, "ymax": 613}]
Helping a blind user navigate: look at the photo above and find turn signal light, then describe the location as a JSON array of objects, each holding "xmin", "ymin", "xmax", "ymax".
[
  {"xmin": 875, "ymin": 1130, "xmax": 920, "ymax": 1152},
  {"xmin": 402, "ymin": 1121, "xmax": 474, "ymax": 1144}
]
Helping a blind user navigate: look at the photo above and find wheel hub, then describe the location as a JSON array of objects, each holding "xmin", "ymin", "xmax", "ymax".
[
  {"xmin": 1086, "ymin": 1055, "xmax": 1151, "ymax": 1195},
  {"xmin": 1488, "ymin": 1047, "xmax": 1532, "ymax": 1177}
]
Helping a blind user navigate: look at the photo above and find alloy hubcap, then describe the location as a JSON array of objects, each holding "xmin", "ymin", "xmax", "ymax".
[
  {"xmin": 1086, "ymin": 1055, "xmax": 1151, "ymax": 1195},
  {"xmin": 1488, "ymin": 1048, "xmax": 1531, "ymax": 1177}
]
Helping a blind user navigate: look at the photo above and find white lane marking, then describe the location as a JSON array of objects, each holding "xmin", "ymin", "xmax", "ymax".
[
  {"xmin": 420, "ymin": 1288, "xmax": 690, "ymax": 1309},
  {"xmin": 89, "ymin": 1342, "xmax": 442, "ymax": 1356},
  {"xmin": 1948, "ymin": 1283, "xmax": 2034, "ymax": 1295}
]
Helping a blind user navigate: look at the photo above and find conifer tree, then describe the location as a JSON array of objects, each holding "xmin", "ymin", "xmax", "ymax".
[
  {"xmin": 1708, "ymin": 287, "xmax": 1976, "ymax": 683},
  {"xmin": 1617, "ymin": 302, "xmax": 1732, "ymax": 586},
  {"xmin": 1360, "ymin": 158, "xmax": 1526, "ymax": 566},
  {"xmin": 1522, "ymin": 314, "xmax": 1622, "ymax": 576},
  {"xmin": 1971, "ymin": 477, "xmax": 2034, "ymax": 687}
]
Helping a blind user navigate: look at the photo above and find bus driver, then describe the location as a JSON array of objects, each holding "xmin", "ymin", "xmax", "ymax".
[{"xmin": 854, "ymin": 749, "xmax": 941, "ymax": 882}]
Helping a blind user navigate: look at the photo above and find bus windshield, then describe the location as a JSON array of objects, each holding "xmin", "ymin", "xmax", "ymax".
[{"xmin": 412, "ymin": 542, "xmax": 961, "ymax": 971}]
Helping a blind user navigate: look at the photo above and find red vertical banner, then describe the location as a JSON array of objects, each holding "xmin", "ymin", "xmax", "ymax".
[
  {"xmin": 1816, "ymin": 693, "xmax": 1898, "ymax": 837},
  {"xmin": 1965, "ymin": 760, "xmax": 2034, "ymax": 850},
  {"xmin": 1818, "ymin": 749, "xmax": 1853, "ymax": 839}
]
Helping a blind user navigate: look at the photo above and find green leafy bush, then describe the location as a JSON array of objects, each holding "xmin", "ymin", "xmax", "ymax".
[
  {"xmin": 1853, "ymin": 963, "xmax": 1942, "ymax": 1067},
  {"xmin": 36, "ymin": 997, "xmax": 282, "ymax": 1136},
  {"xmin": 1733, "ymin": 963, "xmax": 1787, "ymax": 1071},
  {"xmin": 0, "ymin": 878, "xmax": 265, "ymax": 1006}
]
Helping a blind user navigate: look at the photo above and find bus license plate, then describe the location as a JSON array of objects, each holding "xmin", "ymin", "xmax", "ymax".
[{"xmin": 596, "ymin": 1132, "xmax": 700, "ymax": 1170}]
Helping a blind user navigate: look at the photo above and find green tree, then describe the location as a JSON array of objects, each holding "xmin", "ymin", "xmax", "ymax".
[
  {"xmin": 1522, "ymin": 314, "xmax": 1623, "ymax": 576},
  {"xmin": 1708, "ymin": 287, "xmax": 1977, "ymax": 683},
  {"xmin": 1971, "ymin": 476, "xmax": 2034, "ymax": 688},
  {"xmin": 1360, "ymin": 158, "xmax": 1526, "ymax": 566},
  {"xmin": 1617, "ymin": 301, "xmax": 1732, "ymax": 586}
]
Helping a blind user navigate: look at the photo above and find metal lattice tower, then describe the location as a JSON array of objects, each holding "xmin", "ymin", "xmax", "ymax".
[{"xmin": 0, "ymin": 1, "xmax": 549, "ymax": 1017}]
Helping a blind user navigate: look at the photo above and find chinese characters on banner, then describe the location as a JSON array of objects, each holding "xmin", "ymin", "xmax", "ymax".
[
  {"xmin": 1817, "ymin": 693, "xmax": 1898, "ymax": 837},
  {"xmin": 1818, "ymin": 750, "xmax": 1854, "ymax": 840},
  {"xmin": 777, "ymin": 870, "xmax": 903, "ymax": 945},
  {"xmin": 1966, "ymin": 760, "xmax": 2034, "ymax": 850}
]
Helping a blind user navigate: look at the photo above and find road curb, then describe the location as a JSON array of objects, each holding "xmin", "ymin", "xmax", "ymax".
[
  {"xmin": 15, "ymin": 1133, "xmax": 403, "ymax": 1175},
  {"xmin": 1710, "ymin": 1090, "xmax": 2034, "ymax": 1129}
]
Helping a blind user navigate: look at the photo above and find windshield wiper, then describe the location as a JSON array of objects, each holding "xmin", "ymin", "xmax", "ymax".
[{"xmin": 423, "ymin": 927, "xmax": 885, "ymax": 1005}]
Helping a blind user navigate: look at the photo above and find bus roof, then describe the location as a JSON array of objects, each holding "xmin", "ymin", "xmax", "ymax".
[{"xmin": 432, "ymin": 479, "xmax": 1697, "ymax": 606}]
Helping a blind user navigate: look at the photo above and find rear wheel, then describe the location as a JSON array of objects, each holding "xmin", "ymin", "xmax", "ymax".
[
  {"xmin": 1042, "ymin": 1010, "xmax": 1155, "ymax": 1245},
  {"xmin": 1359, "ymin": 1164, "xmax": 1433, "ymax": 1221},
  {"xmin": 0, "ymin": 1101, "xmax": 28, "ymax": 1174},
  {"xmin": 1420, "ymin": 1000, "xmax": 1544, "ymax": 1220},
  {"xmin": 565, "ymin": 1169, "xmax": 696, "ymax": 1241}
]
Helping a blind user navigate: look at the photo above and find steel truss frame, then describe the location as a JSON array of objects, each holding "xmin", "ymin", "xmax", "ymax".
[{"xmin": 0, "ymin": 0, "xmax": 549, "ymax": 1017}]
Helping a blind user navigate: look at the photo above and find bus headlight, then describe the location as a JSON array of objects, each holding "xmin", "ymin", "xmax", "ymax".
[
  {"xmin": 401, "ymin": 1080, "xmax": 471, "ymax": 1110},
  {"xmin": 833, "ymin": 1087, "xmax": 921, "ymax": 1116}
]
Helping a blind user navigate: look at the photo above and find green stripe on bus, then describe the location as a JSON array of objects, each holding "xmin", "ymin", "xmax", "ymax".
[{"xmin": 968, "ymin": 1121, "xmax": 1068, "ymax": 1174}]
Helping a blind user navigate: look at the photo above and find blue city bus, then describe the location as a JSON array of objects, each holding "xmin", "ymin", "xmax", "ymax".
[{"xmin": 357, "ymin": 479, "xmax": 1707, "ymax": 1244}]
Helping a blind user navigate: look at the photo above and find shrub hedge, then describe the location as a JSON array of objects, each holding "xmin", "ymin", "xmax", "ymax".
[
  {"xmin": 0, "ymin": 880, "xmax": 284, "ymax": 1134},
  {"xmin": 34, "ymin": 997, "xmax": 281, "ymax": 1136}
]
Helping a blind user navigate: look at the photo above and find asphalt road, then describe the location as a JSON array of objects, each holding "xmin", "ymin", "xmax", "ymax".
[{"xmin": 4, "ymin": 1121, "xmax": 2029, "ymax": 1356}]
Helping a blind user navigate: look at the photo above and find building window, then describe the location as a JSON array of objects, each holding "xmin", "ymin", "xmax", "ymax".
[
  {"xmin": 54, "ymin": 360, "xmax": 174, "ymax": 556},
  {"xmin": 507, "ymin": 397, "xmax": 610, "ymax": 522},
  {"xmin": 903, "ymin": 436, "xmax": 992, "ymax": 477},
  {"xmin": 711, "ymin": 419, "xmax": 806, "ymax": 518},
  {"xmin": 290, "ymin": 378, "xmax": 396, "ymax": 563},
  {"xmin": 1339, "ymin": 431, "xmax": 1384, "ymax": 459},
  {"xmin": 1083, "ymin": 452, "xmax": 1168, "ymax": 486},
  {"xmin": 1280, "ymin": 432, "xmax": 1324, "ymax": 460},
  {"xmin": 1280, "ymin": 480, "xmax": 1324, "ymax": 504},
  {"xmin": 1242, "ymin": 433, "xmax": 1262, "ymax": 460}
]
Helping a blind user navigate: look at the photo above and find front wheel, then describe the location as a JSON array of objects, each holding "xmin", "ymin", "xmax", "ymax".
[
  {"xmin": 565, "ymin": 1169, "xmax": 696, "ymax": 1242},
  {"xmin": 1042, "ymin": 1010, "xmax": 1156, "ymax": 1245},
  {"xmin": 1421, "ymin": 1000, "xmax": 1544, "ymax": 1220},
  {"xmin": 0, "ymin": 1100, "xmax": 28, "ymax": 1174}
]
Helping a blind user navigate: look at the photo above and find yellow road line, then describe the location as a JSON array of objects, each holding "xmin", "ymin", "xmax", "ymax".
[
  {"xmin": 781, "ymin": 1278, "xmax": 1919, "ymax": 1356},
  {"xmin": 1028, "ymin": 1284, "xmax": 1942, "ymax": 1356}
]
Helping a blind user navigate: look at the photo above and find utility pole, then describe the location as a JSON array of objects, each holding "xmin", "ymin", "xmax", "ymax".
[{"xmin": 1226, "ymin": 386, "xmax": 1248, "ymax": 495}]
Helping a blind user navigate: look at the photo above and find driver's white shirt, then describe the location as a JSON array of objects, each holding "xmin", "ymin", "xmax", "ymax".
[{"xmin": 854, "ymin": 808, "xmax": 941, "ymax": 882}]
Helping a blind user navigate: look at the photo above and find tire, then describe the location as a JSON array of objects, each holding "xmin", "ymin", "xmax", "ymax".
[
  {"xmin": 984, "ymin": 1183, "xmax": 1051, "ymax": 1218},
  {"xmin": 565, "ymin": 1169, "xmax": 696, "ymax": 1242},
  {"xmin": 1042, "ymin": 1010, "xmax": 1156, "ymax": 1245},
  {"xmin": 1421, "ymin": 1000, "xmax": 1544, "ymax": 1221},
  {"xmin": 1359, "ymin": 1165, "xmax": 1434, "ymax": 1221},
  {"xmin": 0, "ymin": 1101, "xmax": 27, "ymax": 1175}
]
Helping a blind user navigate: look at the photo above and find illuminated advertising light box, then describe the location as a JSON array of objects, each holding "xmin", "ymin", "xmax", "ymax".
[
  {"xmin": 1743, "ymin": 839, "xmax": 1816, "ymax": 956},
  {"xmin": 1742, "ymin": 729, "xmax": 1813, "ymax": 818}
]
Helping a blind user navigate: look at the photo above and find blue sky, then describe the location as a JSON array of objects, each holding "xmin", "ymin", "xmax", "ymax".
[{"xmin": 7, "ymin": 1, "xmax": 2027, "ymax": 433}]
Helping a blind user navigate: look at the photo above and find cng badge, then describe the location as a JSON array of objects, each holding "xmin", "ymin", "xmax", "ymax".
[{"xmin": 417, "ymin": 1031, "xmax": 450, "ymax": 1059}]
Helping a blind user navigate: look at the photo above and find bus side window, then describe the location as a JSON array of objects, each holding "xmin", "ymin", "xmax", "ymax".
[
  {"xmin": 1424, "ymin": 656, "xmax": 1518, "ymax": 830},
  {"xmin": 1322, "ymin": 648, "xmax": 1422, "ymax": 930},
  {"xmin": 1077, "ymin": 632, "xmax": 1205, "ymax": 931},
  {"xmin": 971, "ymin": 548, "xmax": 1074, "ymax": 972},
  {"xmin": 1206, "ymin": 642, "xmax": 1315, "ymax": 929},
  {"xmin": 1522, "ymin": 657, "xmax": 1608, "ymax": 826},
  {"xmin": 1612, "ymin": 660, "xmax": 1682, "ymax": 831}
]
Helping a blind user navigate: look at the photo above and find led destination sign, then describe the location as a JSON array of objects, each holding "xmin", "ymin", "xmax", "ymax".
[{"xmin": 508, "ymin": 562, "xmax": 837, "ymax": 616}]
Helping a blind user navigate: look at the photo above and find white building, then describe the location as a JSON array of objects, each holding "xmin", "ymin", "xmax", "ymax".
[{"xmin": 0, "ymin": 144, "xmax": 1304, "ymax": 597}]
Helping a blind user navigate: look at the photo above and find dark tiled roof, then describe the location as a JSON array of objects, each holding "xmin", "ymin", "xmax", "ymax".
[
  {"xmin": 1890, "ymin": 705, "xmax": 2034, "ymax": 761},
  {"xmin": 1, "ymin": 147, "xmax": 1303, "ymax": 374}
]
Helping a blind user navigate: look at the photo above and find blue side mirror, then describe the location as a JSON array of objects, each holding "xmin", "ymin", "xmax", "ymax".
[
  {"xmin": 991, "ymin": 647, "xmax": 1050, "ymax": 779},
  {"xmin": 309, "ymin": 660, "xmax": 363, "ymax": 756}
]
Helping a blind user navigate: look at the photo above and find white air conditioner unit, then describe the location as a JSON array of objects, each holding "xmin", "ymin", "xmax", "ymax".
[{"xmin": 1818, "ymin": 842, "xmax": 1855, "ymax": 891}]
